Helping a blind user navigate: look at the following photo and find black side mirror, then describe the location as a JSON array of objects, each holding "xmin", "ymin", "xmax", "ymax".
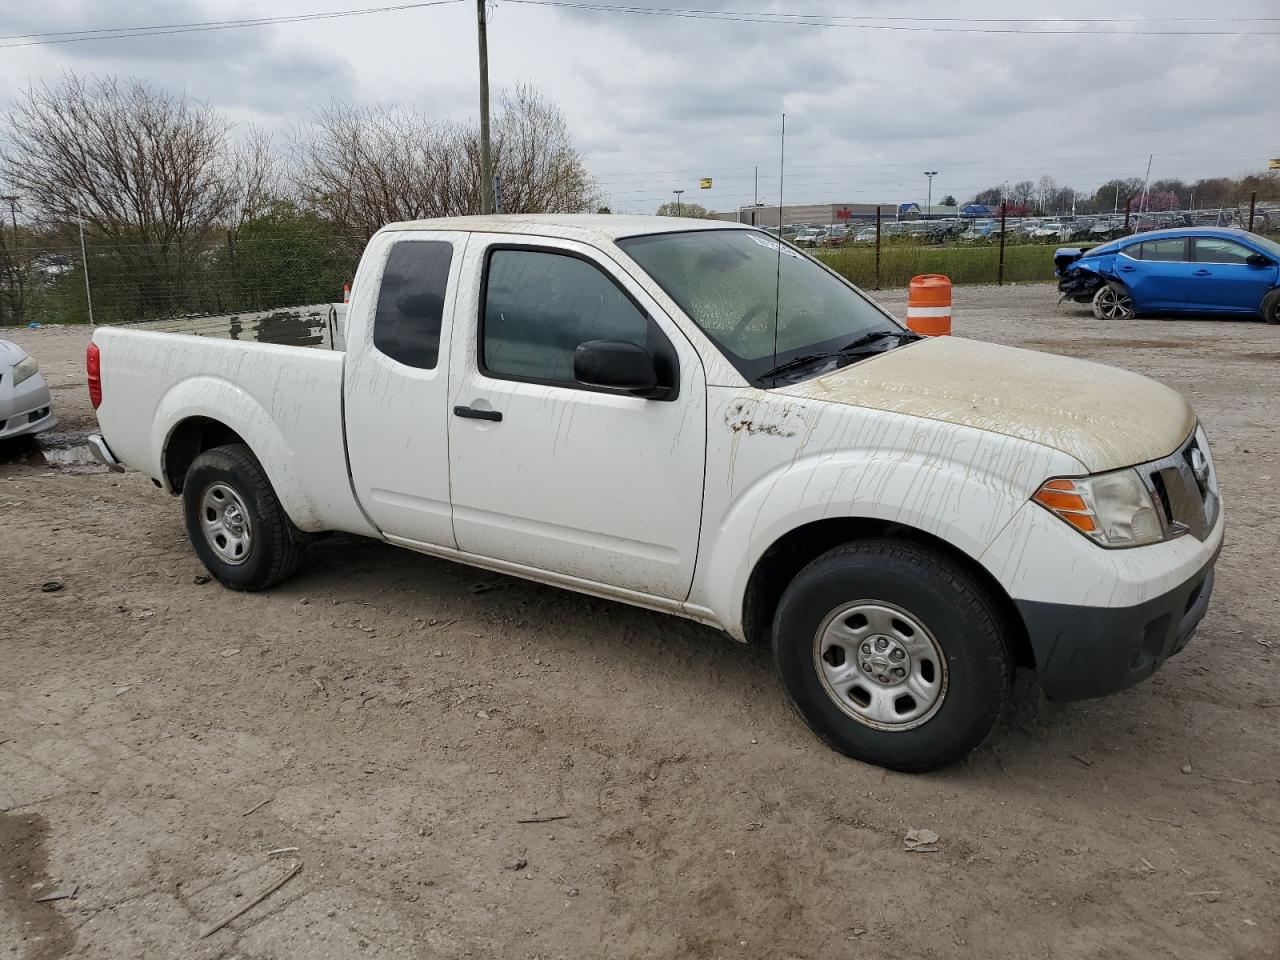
[
  {"xmin": 1246, "ymin": 253, "xmax": 1272, "ymax": 268},
  {"xmin": 574, "ymin": 339, "xmax": 667, "ymax": 398}
]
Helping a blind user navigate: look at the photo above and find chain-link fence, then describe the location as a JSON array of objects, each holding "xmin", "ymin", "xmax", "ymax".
[
  {"xmin": 1, "ymin": 230, "xmax": 361, "ymax": 327},
  {"xmin": 810, "ymin": 205, "xmax": 1280, "ymax": 289},
  {"xmin": 2, "ymin": 205, "xmax": 1278, "ymax": 326}
]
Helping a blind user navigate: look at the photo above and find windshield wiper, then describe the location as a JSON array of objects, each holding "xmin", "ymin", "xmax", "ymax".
[
  {"xmin": 756, "ymin": 329, "xmax": 918, "ymax": 385},
  {"xmin": 837, "ymin": 329, "xmax": 920, "ymax": 354},
  {"xmin": 756, "ymin": 351, "xmax": 841, "ymax": 383}
]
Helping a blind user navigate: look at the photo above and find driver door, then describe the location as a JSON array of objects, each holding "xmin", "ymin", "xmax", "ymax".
[{"xmin": 446, "ymin": 235, "xmax": 707, "ymax": 601}]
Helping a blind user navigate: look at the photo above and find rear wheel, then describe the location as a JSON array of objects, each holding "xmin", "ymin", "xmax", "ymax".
[
  {"xmin": 772, "ymin": 540, "xmax": 1014, "ymax": 772},
  {"xmin": 182, "ymin": 444, "xmax": 302, "ymax": 591},
  {"xmin": 1092, "ymin": 283, "xmax": 1135, "ymax": 321}
]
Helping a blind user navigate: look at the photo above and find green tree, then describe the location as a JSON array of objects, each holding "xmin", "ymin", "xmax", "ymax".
[
  {"xmin": 654, "ymin": 201, "xmax": 718, "ymax": 219},
  {"xmin": 940, "ymin": 194, "xmax": 957, "ymax": 207}
]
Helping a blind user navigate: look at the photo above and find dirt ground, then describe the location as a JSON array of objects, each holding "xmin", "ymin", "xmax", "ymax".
[{"xmin": 2, "ymin": 284, "xmax": 1277, "ymax": 960}]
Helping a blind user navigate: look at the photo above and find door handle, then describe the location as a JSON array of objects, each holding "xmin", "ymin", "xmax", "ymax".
[
  {"xmin": 1193, "ymin": 269, "xmax": 1212, "ymax": 276},
  {"xmin": 1118, "ymin": 265, "xmax": 1136, "ymax": 272},
  {"xmin": 454, "ymin": 405, "xmax": 503, "ymax": 422}
]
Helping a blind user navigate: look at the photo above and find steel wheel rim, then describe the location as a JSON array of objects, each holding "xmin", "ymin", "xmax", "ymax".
[
  {"xmin": 813, "ymin": 600, "xmax": 949, "ymax": 731},
  {"xmin": 1098, "ymin": 287, "xmax": 1133, "ymax": 320},
  {"xmin": 200, "ymin": 482, "xmax": 253, "ymax": 565}
]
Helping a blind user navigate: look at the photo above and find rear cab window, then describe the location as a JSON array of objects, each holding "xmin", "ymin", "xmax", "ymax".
[{"xmin": 373, "ymin": 240, "xmax": 453, "ymax": 369}]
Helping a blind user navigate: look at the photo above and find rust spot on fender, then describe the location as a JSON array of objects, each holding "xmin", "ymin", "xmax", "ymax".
[{"xmin": 723, "ymin": 398, "xmax": 805, "ymax": 438}]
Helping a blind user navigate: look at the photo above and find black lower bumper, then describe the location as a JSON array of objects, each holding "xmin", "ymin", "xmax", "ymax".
[{"xmin": 1016, "ymin": 563, "xmax": 1215, "ymax": 702}]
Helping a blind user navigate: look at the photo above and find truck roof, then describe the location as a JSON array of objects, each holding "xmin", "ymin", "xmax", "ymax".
[{"xmin": 380, "ymin": 214, "xmax": 749, "ymax": 245}]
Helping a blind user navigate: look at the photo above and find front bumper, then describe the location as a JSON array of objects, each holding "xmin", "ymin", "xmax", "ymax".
[
  {"xmin": 0, "ymin": 371, "xmax": 57, "ymax": 440},
  {"xmin": 1017, "ymin": 557, "xmax": 1216, "ymax": 701}
]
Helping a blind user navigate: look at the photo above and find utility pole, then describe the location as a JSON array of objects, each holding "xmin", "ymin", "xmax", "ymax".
[
  {"xmin": 924, "ymin": 171, "xmax": 938, "ymax": 219},
  {"xmin": 673, "ymin": 189, "xmax": 684, "ymax": 217},
  {"xmin": 476, "ymin": 0, "xmax": 495, "ymax": 215}
]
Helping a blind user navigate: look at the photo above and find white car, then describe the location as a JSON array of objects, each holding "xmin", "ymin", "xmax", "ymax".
[
  {"xmin": 0, "ymin": 340, "xmax": 56, "ymax": 441},
  {"xmin": 87, "ymin": 215, "xmax": 1222, "ymax": 772}
]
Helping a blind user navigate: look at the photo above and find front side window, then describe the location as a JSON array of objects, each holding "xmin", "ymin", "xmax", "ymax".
[
  {"xmin": 1193, "ymin": 237, "xmax": 1253, "ymax": 264},
  {"xmin": 481, "ymin": 248, "xmax": 650, "ymax": 385},
  {"xmin": 618, "ymin": 229, "xmax": 900, "ymax": 384},
  {"xmin": 1137, "ymin": 238, "xmax": 1188, "ymax": 262},
  {"xmin": 373, "ymin": 240, "xmax": 453, "ymax": 369}
]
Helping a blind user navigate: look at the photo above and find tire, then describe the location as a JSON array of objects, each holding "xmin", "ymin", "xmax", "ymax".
[
  {"xmin": 182, "ymin": 443, "xmax": 302, "ymax": 591},
  {"xmin": 1092, "ymin": 282, "xmax": 1135, "ymax": 321},
  {"xmin": 1262, "ymin": 289, "xmax": 1280, "ymax": 325},
  {"xmin": 772, "ymin": 539, "xmax": 1013, "ymax": 772}
]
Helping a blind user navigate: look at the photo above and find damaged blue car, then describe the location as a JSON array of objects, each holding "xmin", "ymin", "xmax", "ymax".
[{"xmin": 1056, "ymin": 226, "xmax": 1280, "ymax": 323}]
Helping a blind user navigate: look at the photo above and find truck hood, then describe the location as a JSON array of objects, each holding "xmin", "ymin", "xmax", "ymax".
[{"xmin": 778, "ymin": 335, "xmax": 1194, "ymax": 472}]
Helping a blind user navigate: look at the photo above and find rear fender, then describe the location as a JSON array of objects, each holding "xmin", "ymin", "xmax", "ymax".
[{"xmin": 152, "ymin": 375, "xmax": 323, "ymax": 530}]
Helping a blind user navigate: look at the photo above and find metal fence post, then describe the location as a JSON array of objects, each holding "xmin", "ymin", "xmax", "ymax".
[
  {"xmin": 75, "ymin": 197, "xmax": 95, "ymax": 326},
  {"xmin": 1248, "ymin": 191, "xmax": 1257, "ymax": 232},
  {"xmin": 997, "ymin": 202, "xmax": 1006, "ymax": 286},
  {"xmin": 874, "ymin": 206, "xmax": 882, "ymax": 290}
]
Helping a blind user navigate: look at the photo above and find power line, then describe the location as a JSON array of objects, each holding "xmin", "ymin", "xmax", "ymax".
[
  {"xmin": 0, "ymin": 0, "xmax": 464, "ymax": 49},
  {"xmin": 501, "ymin": 1, "xmax": 1280, "ymax": 35}
]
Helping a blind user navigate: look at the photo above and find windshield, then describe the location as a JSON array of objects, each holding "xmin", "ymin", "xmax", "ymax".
[{"xmin": 618, "ymin": 229, "xmax": 901, "ymax": 384}]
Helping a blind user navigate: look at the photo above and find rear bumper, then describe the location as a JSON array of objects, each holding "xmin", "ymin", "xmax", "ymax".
[
  {"xmin": 88, "ymin": 433, "xmax": 125, "ymax": 472},
  {"xmin": 1017, "ymin": 558, "xmax": 1216, "ymax": 702}
]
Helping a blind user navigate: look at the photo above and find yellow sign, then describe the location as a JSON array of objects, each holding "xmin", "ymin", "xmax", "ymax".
[
  {"xmin": 1270, "ymin": 158, "xmax": 1280, "ymax": 170},
  {"xmin": 699, "ymin": 177, "xmax": 713, "ymax": 189}
]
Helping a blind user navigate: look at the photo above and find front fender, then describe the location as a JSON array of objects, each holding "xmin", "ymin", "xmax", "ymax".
[
  {"xmin": 692, "ymin": 421, "xmax": 1081, "ymax": 639},
  {"xmin": 153, "ymin": 375, "xmax": 324, "ymax": 530}
]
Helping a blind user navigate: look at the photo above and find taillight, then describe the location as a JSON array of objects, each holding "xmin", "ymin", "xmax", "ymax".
[{"xmin": 87, "ymin": 341, "xmax": 102, "ymax": 409}]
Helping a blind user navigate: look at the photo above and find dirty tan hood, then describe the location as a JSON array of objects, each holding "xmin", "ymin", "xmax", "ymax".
[{"xmin": 779, "ymin": 335, "xmax": 1195, "ymax": 472}]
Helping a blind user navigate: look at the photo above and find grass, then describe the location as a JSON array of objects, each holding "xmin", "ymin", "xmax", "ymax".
[
  {"xmin": 815, "ymin": 242, "xmax": 1059, "ymax": 289},
  {"xmin": 817, "ymin": 225, "xmax": 1280, "ymax": 288}
]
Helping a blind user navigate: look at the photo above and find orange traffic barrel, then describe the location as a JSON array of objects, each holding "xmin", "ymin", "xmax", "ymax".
[
  {"xmin": 906, "ymin": 274, "xmax": 952, "ymax": 336},
  {"xmin": 342, "ymin": 282, "xmax": 351, "ymax": 303}
]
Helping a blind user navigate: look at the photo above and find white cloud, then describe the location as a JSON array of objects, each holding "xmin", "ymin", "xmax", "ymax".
[{"xmin": 2, "ymin": 0, "xmax": 1275, "ymax": 212}]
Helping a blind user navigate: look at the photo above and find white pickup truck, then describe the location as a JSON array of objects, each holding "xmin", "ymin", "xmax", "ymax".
[{"xmin": 87, "ymin": 215, "xmax": 1223, "ymax": 771}]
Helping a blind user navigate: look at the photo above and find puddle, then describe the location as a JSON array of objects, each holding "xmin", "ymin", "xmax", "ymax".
[
  {"xmin": 0, "ymin": 811, "xmax": 78, "ymax": 958},
  {"xmin": 0, "ymin": 430, "xmax": 108, "ymax": 475}
]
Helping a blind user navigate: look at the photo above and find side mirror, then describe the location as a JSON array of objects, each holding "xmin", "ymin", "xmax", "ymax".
[
  {"xmin": 574, "ymin": 339, "xmax": 666, "ymax": 398},
  {"xmin": 1246, "ymin": 253, "xmax": 1272, "ymax": 268}
]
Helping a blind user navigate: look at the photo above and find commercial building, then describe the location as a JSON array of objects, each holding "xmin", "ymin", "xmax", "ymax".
[{"xmin": 717, "ymin": 202, "xmax": 895, "ymax": 228}]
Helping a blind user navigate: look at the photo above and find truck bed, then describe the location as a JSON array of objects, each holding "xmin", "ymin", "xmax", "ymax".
[
  {"xmin": 91, "ymin": 304, "xmax": 372, "ymax": 537},
  {"xmin": 125, "ymin": 304, "xmax": 347, "ymax": 351}
]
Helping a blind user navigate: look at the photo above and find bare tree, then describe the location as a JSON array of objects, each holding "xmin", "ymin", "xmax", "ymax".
[
  {"xmin": 488, "ymin": 83, "xmax": 599, "ymax": 215},
  {"xmin": 293, "ymin": 82, "xmax": 598, "ymax": 241},
  {"xmin": 1, "ymin": 73, "xmax": 273, "ymax": 317},
  {"xmin": 292, "ymin": 102, "xmax": 459, "ymax": 244}
]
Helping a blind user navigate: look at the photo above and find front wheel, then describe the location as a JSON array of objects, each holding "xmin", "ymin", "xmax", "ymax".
[
  {"xmin": 1092, "ymin": 282, "xmax": 1135, "ymax": 321},
  {"xmin": 772, "ymin": 540, "xmax": 1014, "ymax": 772},
  {"xmin": 1262, "ymin": 289, "xmax": 1280, "ymax": 325},
  {"xmin": 182, "ymin": 444, "xmax": 302, "ymax": 591}
]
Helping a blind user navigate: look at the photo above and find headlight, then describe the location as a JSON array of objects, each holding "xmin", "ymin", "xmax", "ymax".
[
  {"xmin": 1033, "ymin": 469, "xmax": 1164, "ymax": 548},
  {"xmin": 11, "ymin": 355, "xmax": 39, "ymax": 386}
]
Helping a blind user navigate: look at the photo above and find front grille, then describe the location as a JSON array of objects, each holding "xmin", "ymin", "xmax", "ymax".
[{"xmin": 1143, "ymin": 428, "xmax": 1219, "ymax": 541}]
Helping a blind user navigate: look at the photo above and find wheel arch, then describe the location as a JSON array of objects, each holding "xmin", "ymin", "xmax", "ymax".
[
  {"xmin": 741, "ymin": 517, "xmax": 1034, "ymax": 670},
  {"xmin": 163, "ymin": 416, "xmax": 247, "ymax": 493}
]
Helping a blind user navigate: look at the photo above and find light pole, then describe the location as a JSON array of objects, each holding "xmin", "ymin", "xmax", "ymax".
[
  {"xmin": 673, "ymin": 189, "xmax": 685, "ymax": 217},
  {"xmin": 923, "ymin": 171, "xmax": 938, "ymax": 219}
]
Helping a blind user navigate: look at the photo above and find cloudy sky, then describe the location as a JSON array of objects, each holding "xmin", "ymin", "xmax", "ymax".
[{"xmin": 1, "ymin": 0, "xmax": 1276, "ymax": 213}]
